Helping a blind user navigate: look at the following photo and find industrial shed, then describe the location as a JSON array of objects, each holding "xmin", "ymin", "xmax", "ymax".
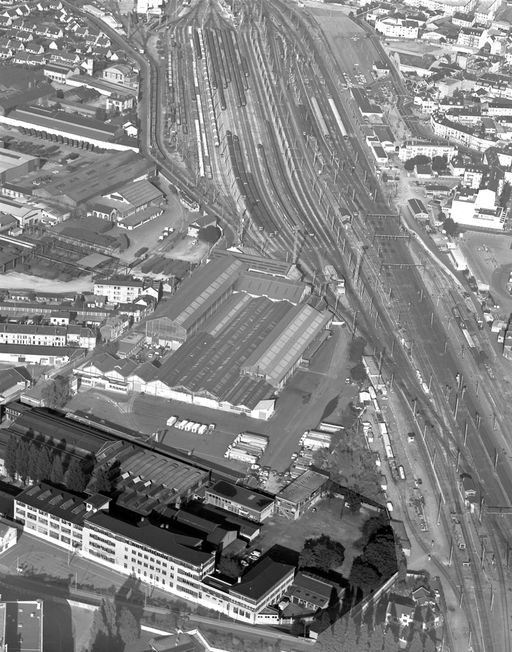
[{"xmin": 241, "ymin": 303, "xmax": 332, "ymax": 388}]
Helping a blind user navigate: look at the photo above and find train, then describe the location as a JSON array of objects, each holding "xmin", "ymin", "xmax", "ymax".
[
  {"xmin": 328, "ymin": 97, "xmax": 349, "ymax": 140},
  {"xmin": 226, "ymin": 131, "xmax": 279, "ymax": 236},
  {"xmin": 310, "ymin": 96, "xmax": 329, "ymax": 140}
]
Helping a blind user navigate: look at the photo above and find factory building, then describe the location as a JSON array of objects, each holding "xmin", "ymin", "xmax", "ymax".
[{"xmin": 0, "ymin": 148, "xmax": 39, "ymax": 184}]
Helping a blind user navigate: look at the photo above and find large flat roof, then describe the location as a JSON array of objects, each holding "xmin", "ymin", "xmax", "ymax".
[
  {"xmin": 9, "ymin": 105, "xmax": 118, "ymax": 139},
  {"xmin": 87, "ymin": 511, "xmax": 214, "ymax": 568},
  {"xmin": 207, "ymin": 480, "xmax": 274, "ymax": 512},
  {"xmin": 242, "ymin": 304, "xmax": 331, "ymax": 387},
  {"xmin": 156, "ymin": 296, "xmax": 287, "ymax": 408},
  {"xmin": 3, "ymin": 601, "xmax": 42, "ymax": 652},
  {"xmin": 0, "ymin": 148, "xmax": 38, "ymax": 174},
  {"xmin": 16, "ymin": 482, "xmax": 87, "ymax": 525},
  {"xmin": 231, "ymin": 557, "xmax": 295, "ymax": 602},
  {"xmin": 35, "ymin": 151, "xmax": 153, "ymax": 204}
]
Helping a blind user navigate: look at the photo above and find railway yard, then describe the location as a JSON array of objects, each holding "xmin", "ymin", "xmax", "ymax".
[{"xmin": 60, "ymin": 0, "xmax": 512, "ymax": 650}]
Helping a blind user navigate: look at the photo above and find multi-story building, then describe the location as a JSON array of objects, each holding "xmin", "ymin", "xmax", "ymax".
[
  {"xmin": 14, "ymin": 483, "xmax": 90, "ymax": 552},
  {"xmin": 82, "ymin": 511, "xmax": 216, "ymax": 597},
  {"xmin": 398, "ymin": 139, "xmax": 458, "ymax": 162},
  {"xmin": 94, "ymin": 277, "xmax": 145, "ymax": 304},
  {"xmin": 375, "ymin": 16, "xmax": 419, "ymax": 39},
  {"xmin": 430, "ymin": 114, "xmax": 497, "ymax": 152},
  {"xmin": 456, "ymin": 26, "xmax": 487, "ymax": 49},
  {"xmin": 0, "ymin": 324, "xmax": 96, "ymax": 349}
]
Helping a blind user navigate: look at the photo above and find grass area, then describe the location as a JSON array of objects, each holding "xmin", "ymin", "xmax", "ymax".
[{"xmin": 256, "ymin": 497, "xmax": 367, "ymax": 577}]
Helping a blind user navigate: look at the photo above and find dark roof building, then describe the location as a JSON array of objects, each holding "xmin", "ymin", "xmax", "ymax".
[
  {"xmin": 205, "ymin": 480, "xmax": 275, "ymax": 523},
  {"xmin": 15, "ymin": 482, "xmax": 87, "ymax": 525},
  {"xmin": 288, "ymin": 571, "xmax": 336, "ymax": 611}
]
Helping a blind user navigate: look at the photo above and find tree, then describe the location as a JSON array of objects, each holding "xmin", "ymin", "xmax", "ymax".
[
  {"xmin": 349, "ymin": 363, "xmax": 366, "ymax": 383},
  {"xmin": 217, "ymin": 554, "xmax": 243, "ymax": 578},
  {"xmin": 87, "ymin": 463, "xmax": 116, "ymax": 494},
  {"xmin": 348, "ymin": 337, "xmax": 366, "ymax": 363},
  {"xmin": 41, "ymin": 376, "xmax": 71, "ymax": 409},
  {"xmin": 117, "ymin": 606, "xmax": 140, "ymax": 645},
  {"xmin": 299, "ymin": 534, "xmax": 345, "ymax": 573},
  {"xmin": 65, "ymin": 458, "xmax": 88, "ymax": 493},
  {"xmin": 5, "ymin": 434, "xmax": 18, "ymax": 481},
  {"xmin": 37, "ymin": 444, "xmax": 53, "ymax": 483},
  {"xmin": 442, "ymin": 217, "xmax": 458, "ymax": 237},
  {"xmin": 50, "ymin": 454, "xmax": 65, "ymax": 484},
  {"xmin": 344, "ymin": 489, "xmax": 362, "ymax": 513},
  {"xmin": 404, "ymin": 155, "xmax": 430, "ymax": 171},
  {"xmin": 431, "ymin": 155, "xmax": 447, "ymax": 172},
  {"xmin": 499, "ymin": 181, "xmax": 511, "ymax": 207},
  {"xmin": 15, "ymin": 438, "xmax": 30, "ymax": 484},
  {"xmin": 349, "ymin": 556, "xmax": 381, "ymax": 594}
]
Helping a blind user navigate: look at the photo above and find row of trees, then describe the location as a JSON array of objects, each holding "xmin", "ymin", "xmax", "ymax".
[
  {"xmin": 349, "ymin": 515, "xmax": 403, "ymax": 594},
  {"xmin": 4, "ymin": 432, "xmax": 120, "ymax": 495},
  {"xmin": 88, "ymin": 598, "xmax": 141, "ymax": 652}
]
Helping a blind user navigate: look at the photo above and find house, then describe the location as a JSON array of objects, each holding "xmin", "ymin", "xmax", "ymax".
[
  {"xmin": 187, "ymin": 214, "xmax": 217, "ymax": 238},
  {"xmin": 287, "ymin": 572, "xmax": 336, "ymax": 611},
  {"xmin": 102, "ymin": 63, "xmax": 134, "ymax": 85},
  {"xmin": 0, "ymin": 366, "xmax": 31, "ymax": 404},
  {"xmin": 412, "ymin": 585, "xmax": 436, "ymax": 606},
  {"xmin": 386, "ymin": 593, "xmax": 416, "ymax": 628}
]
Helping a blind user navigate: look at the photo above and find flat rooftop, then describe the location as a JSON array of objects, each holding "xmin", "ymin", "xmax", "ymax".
[
  {"xmin": 87, "ymin": 511, "xmax": 214, "ymax": 568},
  {"xmin": 207, "ymin": 480, "xmax": 274, "ymax": 512},
  {"xmin": 231, "ymin": 557, "xmax": 294, "ymax": 602},
  {"xmin": 3, "ymin": 601, "xmax": 42, "ymax": 652}
]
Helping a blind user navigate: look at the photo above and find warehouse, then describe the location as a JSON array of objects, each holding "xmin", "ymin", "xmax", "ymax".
[
  {"xmin": 407, "ymin": 197, "xmax": 429, "ymax": 221},
  {"xmin": 145, "ymin": 256, "xmax": 245, "ymax": 347},
  {"xmin": 0, "ymin": 148, "xmax": 40, "ymax": 184},
  {"xmin": 241, "ymin": 303, "xmax": 332, "ymax": 388},
  {"xmin": 275, "ymin": 469, "xmax": 329, "ymax": 520},
  {"xmin": 34, "ymin": 151, "xmax": 155, "ymax": 208},
  {"xmin": 0, "ymin": 105, "xmax": 137, "ymax": 153}
]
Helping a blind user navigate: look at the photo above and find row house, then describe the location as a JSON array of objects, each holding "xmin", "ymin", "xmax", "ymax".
[
  {"xmin": 12, "ymin": 51, "xmax": 44, "ymax": 66},
  {"xmin": 430, "ymin": 113, "xmax": 498, "ymax": 152},
  {"xmin": 375, "ymin": 16, "xmax": 420, "ymax": 39},
  {"xmin": 0, "ymin": 323, "xmax": 96, "ymax": 349},
  {"xmin": 398, "ymin": 139, "xmax": 458, "ymax": 162}
]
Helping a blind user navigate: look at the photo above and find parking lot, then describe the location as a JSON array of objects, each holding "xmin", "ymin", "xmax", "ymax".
[{"xmin": 67, "ymin": 325, "xmax": 356, "ymax": 479}]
